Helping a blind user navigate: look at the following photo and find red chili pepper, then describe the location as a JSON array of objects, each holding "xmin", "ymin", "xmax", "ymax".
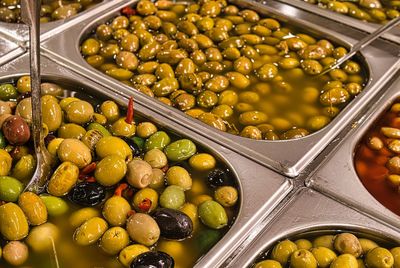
[
  {"xmin": 138, "ymin": 198, "xmax": 152, "ymax": 212},
  {"xmin": 122, "ymin": 6, "xmax": 136, "ymax": 16},
  {"xmin": 125, "ymin": 96, "xmax": 134, "ymax": 124},
  {"xmin": 127, "ymin": 210, "xmax": 136, "ymax": 217},
  {"xmin": 114, "ymin": 183, "xmax": 129, "ymax": 196},
  {"xmin": 81, "ymin": 162, "xmax": 97, "ymax": 175},
  {"xmin": 85, "ymin": 176, "xmax": 97, "ymax": 183}
]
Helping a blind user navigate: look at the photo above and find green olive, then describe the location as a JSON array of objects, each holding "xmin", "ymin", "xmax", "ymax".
[
  {"xmin": 391, "ymin": 247, "xmax": 400, "ymax": 268},
  {"xmin": 95, "ymin": 155, "xmax": 127, "ymax": 186},
  {"xmin": 290, "ymin": 249, "xmax": 317, "ymax": 268},
  {"xmin": 160, "ymin": 185, "xmax": 186, "ymax": 209},
  {"xmin": 0, "ymin": 148, "xmax": 12, "ymax": 176},
  {"xmin": 311, "ymin": 247, "xmax": 337, "ymax": 268},
  {"xmin": 47, "ymin": 161, "xmax": 79, "ymax": 196},
  {"xmin": 164, "ymin": 139, "xmax": 197, "ymax": 162},
  {"xmin": 145, "ymin": 131, "xmax": 171, "ymax": 151},
  {"xmin": 320, "ymin": 87, "xmax": 350, "ymax": 106},
  {"xmin": 119, "ymin": 244, "xmax": 150, "ymax": 267},
  {"xmin": 197, "ymin": 90, "xmax": 219, "ymax": 108},
  {"xmin": 254, "ymin": 260, "xmax": 282, "ymax": 268},
  {"xmin": 18, "ymin": 192, "xmax": 47, "ymax": 226},
  {"xmin": 26, "ymin": 223, "xmax": 59, "ymax": 252},
  {"xmin": 271, "ymin": 240, "xmax": 298, "ymax": 265},
  {"xmin": 330, "ymin": 254, "xmax": 358, "ymax": 268},
  {"xmin": 100, "ymin": 227, "xmax": 130, "ymax": 255},
  {"xmin": 365, "ymin": 247, "xmax": 394, "ymax": 268},
  {"xmin": 57, "ymin": 123, "xmax": 86, "ymax": 139},
  {"xmin": 40, "ymin": 195, "xmax": 69, "ymax": 216},
  {"xmin": 0, "ymin": 202, "xmax": 29, "ymax": 240},
  {"xmin": 102, "ymin": 196, "xmax": 131, "ymax": 226},
  {"xmin": 57, "ymin": 139, "xmax": 92, "ymax": 169},
  {"xmin": 215, "ymin": 186, "xmax": 238, "ymax": 207},
  {"xmin": 69, "ymin": 207, "xmax": 101, "ymax": 229},
  {"xmin": 144, "ymin": 148, "xmax": 168, "ymax": 168},
  {"xmin": 198, "ymin": 200, "xmax": 228, "ymax": 229},
  {"xmin": 133, "ymin": 188, "xmax": 159, "ymax": 213},
  {"xmin": 295, "ymin": 239, "xmax": 312, "ymax": 250},
  {"xmin": 11, "ymin": 154, "xmax": 35, "ymax": 182},
  {"xmin": 239, "ymin": 111, "xmax": 268, "ymax": 125},
  {"xmin": 313, "ymin": 235, "xmax": 335, "ymax": 250},
  {"xmin": 74, "ymin": 217, "xmax": 108, "ymax": 246},
  {"xmin": 166, "ymin": 166, "xmax": 192, "ymax": 191},
  {"xmin": 226, "ymin": 71, "xmax": 250, "ymax": 89},
  {"xmin": 359, "ymin": 238, "xmax": 379, "ymax": 254},
  {"xmin": 96, "ymin": 136, "xmax": 132, "ymax": 161}
]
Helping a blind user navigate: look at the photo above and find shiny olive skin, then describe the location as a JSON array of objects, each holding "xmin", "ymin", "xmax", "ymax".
[
  {"xmin": 74, "ymin": 217, "xmax": 108, "ymax": 246},
  {"xmin": 2, "ymin": 115, "xmax": 30, "ymax": 145},
  {"xmin": 152, "ymin": 208, "xmax": 193, "ymax": 240},
  {"xmin": 18, "ymin": 192, "xmax": 48, "ymax": 226},
  {"xmin": 0, "ymin": 202, "xmax": 29, "ymax": 241},
  {"xmin": 126, "ymin": 213, "xmax": 160, "ymax": 246},
  {"xmin": 102, "ymin": 195, "xmax": 131, "ymax": 226},
  {"xmin": 95, "ymin": 155, "xmax": 127, "ymax": 186},
  {"xmin": 68, "ymin": 182, "xmax": 106, "ymax": 207},
  {"xmin": 0, "ymin": 175, "xmax": 22, "ymax": 202},
  {"xmin": 130, "ymin": 251, "xmax": 174, "ymax": 268},
  {"xmin": 198, "ymin": 200, "xmax": 228, "ymax": 229},
  {"xmin": 47, "ymin": 161, "xmax": 79, "ymax": 196},
  {"xmin": 100, "ymin": 227, "xmax": 130, "ymax": 255},
  {"xmin": 26, "ymin": 223, "xmax": 60, "ymax": 252}
]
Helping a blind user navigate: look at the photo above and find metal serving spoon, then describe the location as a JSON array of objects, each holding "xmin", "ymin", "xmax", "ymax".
[
  {"xmin": 320, "ymin": 15, "xmax": 400, "ymax": 75},
  {"xmin": 21, "ymin": 0, "xmax": 56, "ymax": 193}
]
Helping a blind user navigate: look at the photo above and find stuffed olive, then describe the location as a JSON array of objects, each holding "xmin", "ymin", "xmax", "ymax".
[
  {"xmin": 0, "ymin": 78, "xmax": 239, "ymax": 267},
  {"xmin": 81, "ymin": 0, "xmax": 366, "ymax": 141}
]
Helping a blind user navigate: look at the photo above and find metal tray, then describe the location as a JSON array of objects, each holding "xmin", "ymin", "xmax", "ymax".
[
  {"xmin": 307, "ymin": 70, "xmax": 400, "ymax": 230},
  {"xmin": 0, "ymin": 0, "xmax": 126, "ymax": 43},
  {"xmin": 273, "ymin": 0, "xmax": 400, "ymax": 44},
  {"xmin": 40, "ymin": 0, "xmax": 400, "ymax": 177},
  {"xmin": 226, "ymin": 187, "xmax": 400, "ymax": 267},
  {"xmin": 0, "ymin": 53, "xmax": 292, "ymax": 268},
  {"xmin": 0, "ymin": 33, "xmax": 25, "ymax": 65}
]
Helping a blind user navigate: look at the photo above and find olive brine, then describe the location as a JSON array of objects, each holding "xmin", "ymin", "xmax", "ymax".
[
  {"xmin": 0, "ymin": 0, "xmax": 101, "ymax": 23},
  {"xmin": 253, "ymin": 232, "xmax": 400, "ymax": 268},
  {"xmin": 0, "ymin": 77, "xmax": 239, "ymax": 268},
  {"xmin": 301, "ymin": 0, "xmax": 400, "ymax": 24},
  {"xmin": 81, "ymin": 0, "xmax": 366, "ymax": 141}
]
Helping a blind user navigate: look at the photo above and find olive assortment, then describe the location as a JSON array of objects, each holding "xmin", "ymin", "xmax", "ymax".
[
  {"xmin": 0, "ymin": 77, "xmax": 239, "ymax": 268},
  {"xmin": 0, "ymin": 0, "xmax": 102, "ymax": 23},
  {"xmin": 355, "ymin": 99, "xmax": 400, "ymax": 216},
  {"xmin": 81, "ymin": 0, "xmax": 366, "ymax": 140},
  {"xmin": 253, "ymin": 232, "xmax": 400, "ymax": 268},
  {"xmin": 302, "ymin": 0, "xmax": 400, "ymax": 24}
]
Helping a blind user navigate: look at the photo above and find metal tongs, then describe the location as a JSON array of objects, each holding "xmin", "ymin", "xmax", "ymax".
[
  {"xmin": 320, "ymin": 15, "xmax": 400, "ymax": 75},
  {"xmin": 21, "ymin": 0, "xmax": 56, "ymax": 193}
]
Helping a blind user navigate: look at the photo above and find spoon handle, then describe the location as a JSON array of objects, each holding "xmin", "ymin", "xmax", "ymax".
[
  {"xmin": 321, "ymin": 16, "xmax": 400, "ymax": 75},
  {"xmin": 21, "ymin": 0, "xmax": 43, "ymax": 153}
]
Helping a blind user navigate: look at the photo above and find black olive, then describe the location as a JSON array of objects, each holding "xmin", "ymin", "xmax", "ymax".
[
  {"xmin": 68, "ymin": 182, "xmax": 106, "ymax": 206},
  {"xmin": 153, "ymin": 208, "xmax": 193, "ymax": 240},
  {"xmin": 122, "ymin": 137, "xmax": 141, "ymax": 157},
  {"xmin": 130, "ymin": 251, "xmax": 174, "ymax": 268},
  {"xmin": 207, "ymin": 168, "xmax": 231, "ymax": 187}
]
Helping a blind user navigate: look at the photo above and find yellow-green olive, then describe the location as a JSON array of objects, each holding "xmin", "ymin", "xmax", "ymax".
[
  {"xmin": 26, "ymin": 223, "xmax": 59, "ymax": 252},
  {"xmin": 100, "ymin": 100, "xmax": 120, "ymax": 122},
  {"xmin": 137, "ymin": 122, "xmax": 158, "ymax": 138},
  {"xmin": 69, "ymin": 207, "xmax": 101, "ymax": 229},
  {"xmin": 119, "ymin": 244, "xmax": 150, "ymax": 267},
  {"xmin": 111, "ymin": 117, "xmax": 136, "ymax": 137},
  {"xmin": 133, "ymin": 188, "xmax": 159, "ymax": 213},
  {"xmin": 42, "ymin": 95, "xmax": 63, "ymax": 131},
  {"xmin": 0, "ymin": 148, "xmax": 12, "ymax": 176},
  {"xmin": 47, "ymin": 161, "xmax": 79, "ymax": 196},
  {"xmin": 95, "ymin": 155, "xmax": 127, "ymax": 186},
  {"xmin": 240, "ymin": 126, "xmax": 262, "ymax": 139},
  {"xmin": 239, "ymin": 111, "xmax": 268, "ymax": 125},
  {"xmin": 102, "ymin": 196, "xmax": 131, "ymax": 226},
  {"xmin": 126, "ymin": 213, "xmax": 160, "ymax": 246},
  {"xmin": 57, "ymin": 139, "xmax": 92, "ymax": 168},
  {"xmin": 166, "ymin": 166, "xmax": 192, "ymax": 191},
  {"xmin": 96, "ymin": 136, "xmax": 132, "ymax": 161},
  {"xmin": 74, "ymin": 217, "xmax": 108, "ymax": 246},
  {"xmin": 0, "ymin": 202, "xmax": 29, "ymax": 240},
  {"xmin": 18, "ymin": 192, "xmax": 47, "ymax": 226},
  {"xmin": 100, "ymin": 227, "xmax": 130, "ymax": 255}
]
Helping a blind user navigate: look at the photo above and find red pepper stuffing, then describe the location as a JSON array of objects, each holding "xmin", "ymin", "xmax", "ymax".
[
  {"xmin": 114, "ymin": 183, "xmax": 129, "ymax": 196},
  {"xmin": 122, "ymin": 6, "xmax": 136, "ymax": 16},
  {"xmin": 127, "ymin": 210, "xmax": 136, "ymax": 217},
  {"xmin": 138, "ymin": 198, "xmax": 152, "ymax": 212},
  {"xmin": 125, "ymin": 96, "xmax": 134, "ymax": 124},
  {"xmin": 81, "ymin": 162, "xmax": 97, "ymax": 175}
]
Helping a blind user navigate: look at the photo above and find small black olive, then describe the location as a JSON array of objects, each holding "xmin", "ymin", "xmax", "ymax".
[
  {"xmin": 130, "ymin": 251, "xmax": 174, "ymax": 268},
  {"xmin": 153, "ymin": 208, "xmax": 193, "ymax": 240},
  {"xmin": 207, "ymin": 168, "xmax": 231, "ymax": 187},
  {"xmin": 68, "ymin": 182, "xmax": 106, "ymax": 206},
  {"xmin": 122, "ymin": 137, "xmax": 141, "ymax": 157}
]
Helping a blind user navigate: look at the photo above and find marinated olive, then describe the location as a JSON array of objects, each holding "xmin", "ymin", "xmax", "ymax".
[
  {"xmin": 0, "ymin": 175, "xmax": 23, "ymax": 202},
  {"xmin": 18, "ymin": 192, "xmax": 48, "ymax": 226},
  {"xmin": 100, "ymin": 227, "xmax": 130, "ymax": 255},
  {"xmin": 95, "ymin": 155, "xmax": 127, "ymax": 186},
  {"xmin": 40, "ymin": 195, "xmax": 69, "ymax": 216},
  {"xmin": 0, "ymin": 202, "xmax": 29, "ymax": 240},
  {"xmin": 68, "ymin": 182, "xmax": 106, "ymax": 207},
  {"xmin": 74, "ymin": 217, "xmax": 108, "ymax": 246},
  {"xmin": 102, "ymin": 195, "xmax": 131, "ymax": 226},
  {"xmin": 198, "ymin": 200, "xmax": 228, "ymax": 229},
  {"xmin": 130, "ymin": 251, "xmax": 174, "ymax": 268},
  {"xmin": 2, "ymin": 241, "xmax": 28, "ymax": 266},
  {"xmin": 160, "ymin": 185, "xmax": 186, "ymax": 209},
  {"xmin": 153, "ymin": 208, "xmax": 193, "ymax": 240},
  {"xmin": 26, "ymin": 223, "xmax": 59, "ymax": 252},
  {"xmin": 126, "ymin": 213, "xmax": 160, "ymax": 246}
]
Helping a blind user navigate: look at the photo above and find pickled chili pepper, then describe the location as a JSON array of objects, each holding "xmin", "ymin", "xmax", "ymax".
[
  {"xmin": 80, "ymin": 162, "xmax": 97, "ymax": 175},
  {"xmin": 127, "ymin": 210, "xmax": 136, "ymax": 217},
  {"xmin": 121, "ymin": 6, "xmax": 136, "ymax": 16},
  {"xmin": 114, "ymin": 183, "xmax": 129, "ymax": 196},
  {"xmin": 138, "ymin": 198, "xmax": 152, "ymax": 212},
  {"xmin": 125, "ymin": 96, "xmax": 134, "ymax": 124}
]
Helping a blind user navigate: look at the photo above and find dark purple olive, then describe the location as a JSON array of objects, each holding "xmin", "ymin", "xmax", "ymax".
[
  {"xmin": 207, "ymin": 168, "xmax": 230, "ymax": 187},
  {"xmin": 2, "ymin": 115, "xmax": 30, "ymax": 145},
  {"xmin": 68, "ymin": 182, "xmax": 106, "ymax": 206},
  {"xmin": 130, "ymin": 251, "xmax": 174, "ymax": 268},
  {"xmin": 152, "ymin": 208, "xmax": 193, "ymax": 240},
  {"xmin": 122, "ymin": 137, "xmax": 141, "ymax": 157}
]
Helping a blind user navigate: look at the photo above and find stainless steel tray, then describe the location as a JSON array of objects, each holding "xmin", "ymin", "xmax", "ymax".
[
  {"xmin": 41, "ymin": 0, "xmax": 400, "ymax": 177},
  {"xmin": 0, "ymin": 0, "xmax": 126, "ymax": 43},
  {"xmin": 0, "ymin": 53, "xmax": 293, "ymax": 268},
  {"xmin": 274, "ymin": 0, "xmax": 400, "ymax": 44},
  {"xmin": 227, "ymin": 187, "xmax": 400, "ymax": 268},
  {"xmin": 0, "ymin": 34, "xmax": 25, "ymax": 65},
  {"xmin": 307, "ymin": 70, "xmax": 400, "ymax": 230}
]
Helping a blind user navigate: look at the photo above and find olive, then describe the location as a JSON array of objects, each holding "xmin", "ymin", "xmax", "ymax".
[
  {"xmin": 133, "ymin": 187, "xmax": 158, "ymax": 213},
  {"xmin": 189, "ymin": 153, "xmax": 216, "ymax": 171},
  {"xmin": 198, "ymin": 200, "xmax": 228, "ymax": 229},
  {"xmin": 137, "ymin": 122, "xmax": 158, "ymax": 138},
  {"xmin": 295, "ymin": 239, "xmax": 312, "ymax": 250},
  {"xmin": 290, "ymin": 249, "xmax": 317, "ymax": 268},
  {"xmin": 11, "ymin": 154, "xmax": 35, "ymax": 182},
  {"xmin": 208, "ymin": 168, "xmax": 231, "ymax": 187},
  {"xmin": 102, "ymin": 195, "xmax": 131, "ymax": 226},
  {"xmin": 153, "ymin": 208, "xmax": 193, "ymax": 240},
  {"xmin": 0, "ymin": 84, "xmax": 18, "ymax": 100},
  {"xmin": 160, "ymin": 185, "xmax": 185, "ymax": 209},
  {"xmin": 0, "ymin": 202, "xmax": 29, "ymax": 240},
  {"xmin": 366, "ymin": 247, "xmax": 394, "ymax": 268},
  {"xmin": 47, "ymin": 161, "xmax": 79, "ymax": 196},
  {"xmin": 130, "ymin": 251, "xmax": 174, "ymax": 268},
  {"xmin": 18, "ymin": 192, "xmax": 48, "ymax": 226},
  {"xmin": 313, "ymin": 235, "xmax": 335, "ymax": 250},
  {"xmin": 254, "ymin": 260, "xmax": 282, "ymax": 268},
  {"xmin": 68, "ymin": 182, "xmax": 106, "ymax": 206},
  {"xmin": 96, "ymin": 136, "xmax": 132, "ymax": 161},
  {"xmin": 95, "ymin": 155, "xmax": 127, "ymax": 186},
  {"xmin": 127, "ymin": 213, "xmax": 160, "ymax": 246},
  {"xmin": 164, "ymin": 139, "xmax": 197, "ymax": 162},
  {"xmin": 391, "ymin": 247, "xmax": 400, "ymax": 268},
  {"xmin": 2, "ymin": 241, "xmax": 28, "ymax": 266},
  {"xmin": 215, "ymin": 186, "xmax": 238, "ymax": 207},
  {"xmin": 26, "ymin": 223, "xmax": 59, "ymax": 252},
  {"xmin": 2, "ymin": 115, "xmax": 30, "ymax": 145},
  {"xmin": 119, "ymin": 244, "xmax": 150, "ymax": 267},
  {"xmin": 359, "ymin": 238, "xmax": 378, "ymax": 254},
  {"xmin": 144, "ymin": 148, "xmax": 167, "ymax": 169},
  {"xmin": 74, "ymin": 217, "xmax": 108, "ymax": 246},
  {"xmin": 334, "ymin": 233, "xmax": 362, "ymax": 257},
  {"xmin": 310, "ymin": 247, "xmax": 337, "ymax": 268},
  {"xmin": 100, "ymin": 227, "xmax": 130, "ymax": 255},
  {"xmin": 69, "ymin": 207, "xmax": 101, "ymax": 228},
  {"xmin": 57, "ymin": 139, "xmax": 92, "ymax": 169},
  {"xmin": 271, "ymin": 240, "xmax": 298, "ymax": 265},
  {"xmin": 0, "ymin": 149, "xmax": 12, "ymax": 176},
  {"xmin": 40, "ymin": 195, "xmax": 69, "ymax": 216},
  {"xmin": 0, "ymin": 175, "xmax": 23, "ymax": 202},
  {"xmin": 126, "ymin": 159, "xmax": 153, "ymax": 188}
]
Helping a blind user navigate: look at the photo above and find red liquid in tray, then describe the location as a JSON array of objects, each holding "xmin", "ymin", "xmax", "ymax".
[{"xmin": 354, "ymin": 101, "xmax": 400, "ymax": 216}]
